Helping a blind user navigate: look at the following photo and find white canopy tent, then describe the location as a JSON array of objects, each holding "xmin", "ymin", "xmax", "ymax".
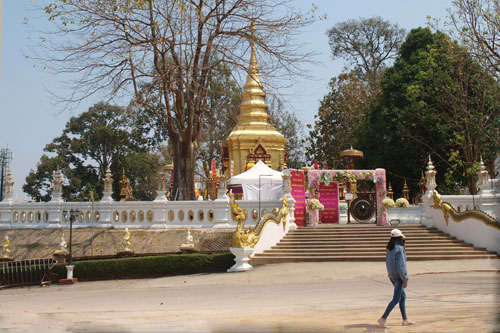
[{"xmin": 229, "ymin": 160, "xmax": 284, "ymax": 200}]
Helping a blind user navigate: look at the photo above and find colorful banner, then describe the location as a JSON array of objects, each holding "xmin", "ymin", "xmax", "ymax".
[
  {"xmin": 318, "ymin": 181, "xmax": 340, "ymax": 223},
  {"xmin": 290, "ymin": 169, "xmax": 306, "ymax": 226}
]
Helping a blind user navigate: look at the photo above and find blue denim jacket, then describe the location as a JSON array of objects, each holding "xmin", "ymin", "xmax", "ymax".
[{"xmin": 386, "ymin": 244, "xmax": 408, "ymax": 285}]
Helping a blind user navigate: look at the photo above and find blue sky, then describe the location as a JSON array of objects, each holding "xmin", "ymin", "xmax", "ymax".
[{"xmin": 0, "ymin": 0, "xmax": 452, "ymax": 199}]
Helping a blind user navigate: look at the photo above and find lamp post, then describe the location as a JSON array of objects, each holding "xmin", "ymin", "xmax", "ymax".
[
  {"xmin": 68, "ymin": 208, "xmax": 79, "ymax": 266},
  {"xmin": 62, "ymin": 208, "xmax": 80, "ymax": 283}
]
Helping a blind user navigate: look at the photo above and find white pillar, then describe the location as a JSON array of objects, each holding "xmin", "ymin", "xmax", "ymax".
[{"xmin": 227, "ymin": 247, "xmax": 254, "ymax": 272}]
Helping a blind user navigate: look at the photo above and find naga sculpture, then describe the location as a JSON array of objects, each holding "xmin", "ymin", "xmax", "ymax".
[
  {"xmin": 432, "ymin": 190, "xmax": 499, "ymax": 230},
  {"xmin": 229, "ymin": 191, "xmax": 290, "ymax": 248}
]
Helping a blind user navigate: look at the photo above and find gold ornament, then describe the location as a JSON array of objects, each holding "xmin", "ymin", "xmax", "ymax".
[
  {"xmin": 229, "ymin": 191, "xmax": 290, "ymax": 248},
  {"xmin": 432, "ymin": 190, "xmax": 499, "ymax": 230}
]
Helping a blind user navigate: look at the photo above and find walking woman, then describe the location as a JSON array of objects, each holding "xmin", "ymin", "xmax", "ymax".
[{"xmin": 377, "ymin": 229, "xmax": 416, "ymax": 328}]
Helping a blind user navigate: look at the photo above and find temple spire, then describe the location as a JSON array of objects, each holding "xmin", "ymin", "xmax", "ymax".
[{"xmin": 237, "ymin": 19, "xmax": 268, "ymax": 125}]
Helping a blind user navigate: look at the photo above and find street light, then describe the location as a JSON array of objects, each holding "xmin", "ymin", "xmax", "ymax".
[{"xmin": 68, "ymin": 208, "xmax": 80, "ymax": 266}]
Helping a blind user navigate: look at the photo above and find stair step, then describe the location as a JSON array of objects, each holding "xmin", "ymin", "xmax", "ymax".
[{"xmin": 251, "ymin": 224, "xmax": 498, "ymax": 265}]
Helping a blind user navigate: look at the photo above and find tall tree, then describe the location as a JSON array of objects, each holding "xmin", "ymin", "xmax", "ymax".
[
  {"xmin": 357, "ymin": 28, "xmax": 500, "ymax": 195},
  {"xmin": 306, "ymin": 72, "xmax": 372, "ymax": 168},
  {"xmin": 24, "ymin": 103, "xmax": 163, "ymax": 201},
  {"xmin": 449, "ymin": 0, "xmax": 500, "ymax": 79},
  {"xmin": 34, "ymin": 0, "xmax": 315, "ymax": 200},
  {"xmin": 327, "ymin": 16, "xmax": 406, "ymax": 90},
  {"xmin": 267, "ymin": 96, "xmax": 305, "ymax": 168}
]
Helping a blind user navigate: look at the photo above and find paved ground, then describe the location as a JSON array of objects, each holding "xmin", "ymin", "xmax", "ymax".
[{"xmin": 0, "ymin": 259, "xmax": 499, "ymax": 332}]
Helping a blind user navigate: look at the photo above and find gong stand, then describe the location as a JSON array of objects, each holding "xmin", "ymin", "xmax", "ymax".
[{"xmin": 349, "ymin": 191, "xmax": 377, "ymax": 224}]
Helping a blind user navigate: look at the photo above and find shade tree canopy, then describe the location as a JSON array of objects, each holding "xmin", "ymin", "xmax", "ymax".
[{"xmin": 32, "ymin": 0, "xmax": 316, "ymax": 200}]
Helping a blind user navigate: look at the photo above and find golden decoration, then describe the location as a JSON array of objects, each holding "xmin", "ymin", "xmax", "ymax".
[
  {"xmin": 224, "ymin": 23, "xmax": 286, "ymax": 175},
  {"xmin": 119, "ymin": 169, "xmax": 136, "ymax": 201},
  {"xmin": 432, "ymin": 190, "xmax": 499, "ymax": 230},
  {"xmin": 2, "ymin": 235, "xmax": 11, "ymax": 258},
  {"xmin": 229, "ymin": 191, "xmax": 290, "ymax": 248},
  {"xmin": 123, "ymin": 228, "xmax": 132, "ymax": 252}
]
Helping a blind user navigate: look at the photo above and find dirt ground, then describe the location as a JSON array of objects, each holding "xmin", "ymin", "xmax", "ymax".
[{"xmin": 0, "ymin": 259, "xmax": 498, "ymax": 332}]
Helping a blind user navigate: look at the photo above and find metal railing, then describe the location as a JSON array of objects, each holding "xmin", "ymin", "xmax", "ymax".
[{"xmin": 0, "ymin": 258, "xmax": 58, "ymax": 288}]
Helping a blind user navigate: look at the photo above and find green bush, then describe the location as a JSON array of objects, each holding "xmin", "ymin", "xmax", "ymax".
[{"xmin": 52, "ymin": 253, "xmax": 234, "ymax": 281}]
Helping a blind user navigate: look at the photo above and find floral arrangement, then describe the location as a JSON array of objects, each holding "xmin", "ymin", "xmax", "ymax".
[
  {"xmin": 382, "ymin": 197, "xmax": 395, "ymax": 209},
  {"xmin": 307, "ymin": 199, "xmax": 324, "ymax": 211},
  {"xmin": 395, "ymin": 198, "xmax": 410, "ymax": 208}
]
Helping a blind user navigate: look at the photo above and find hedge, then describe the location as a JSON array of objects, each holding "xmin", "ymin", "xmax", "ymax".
[{"xmin": 51, "ymin": 252, "xmax": 234, "ymax": 281}]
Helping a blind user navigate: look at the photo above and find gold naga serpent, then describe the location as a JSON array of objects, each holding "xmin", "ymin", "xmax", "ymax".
[
  {"xmin": 228, "ymin": 190, "xmax": 290, "ymax": 248},
  {"xmin": 432, "ymin": 190, "xmax": 499, "ymax": 230}
]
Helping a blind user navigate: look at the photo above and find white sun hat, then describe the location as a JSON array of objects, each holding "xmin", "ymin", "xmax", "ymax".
[{"xmin": 391, "ymin": 229, "xmax": 405, "ymax": 239}]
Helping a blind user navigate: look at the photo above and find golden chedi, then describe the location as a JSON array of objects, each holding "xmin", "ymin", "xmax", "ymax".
[{"xmin": 224, "ymin": 25, "xmax": 286, "ymax": 175}]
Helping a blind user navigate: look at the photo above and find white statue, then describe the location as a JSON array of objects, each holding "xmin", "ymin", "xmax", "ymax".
[
  {"xmin": 180, "ymin": 228, "xmax": 195, "ymax": 249},
  {"xmin": 55, "ymin": 228, "xmax": 68, "ymax": 255}
]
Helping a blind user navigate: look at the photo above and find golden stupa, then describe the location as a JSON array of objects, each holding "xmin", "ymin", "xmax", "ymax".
[{"xmin": 223, "ymin": 24, "xmax": 286, "ymax": 176}]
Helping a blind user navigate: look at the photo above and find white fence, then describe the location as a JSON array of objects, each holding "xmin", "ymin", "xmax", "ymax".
[{"xmin": 0, "ymin": 198, "xmax": 284, "ymax": 230}]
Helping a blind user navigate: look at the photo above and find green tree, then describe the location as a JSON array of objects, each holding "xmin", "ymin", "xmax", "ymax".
[
  {"xmin": 306, "ymin": 72, "xmax": 372, "ymax": 168},
  {"xmin": 268, "ymin": 97, "xmax": 305, "ymax": 168},
  {"xmin": 34, "ymin": 0, "xmax": 315, "ymax": 200},
  {"xmin": 24, "ymin": 103, "xmax": 163, "ymax": 201},
  {"xmin": 357, "ymin": 28, "xmax": 500, "ymax": 195}
]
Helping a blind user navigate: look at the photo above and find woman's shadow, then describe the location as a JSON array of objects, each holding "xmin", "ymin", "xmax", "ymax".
[{"xmin": 344, "ymin": 323, "xmax": 389, "ymax": 332}]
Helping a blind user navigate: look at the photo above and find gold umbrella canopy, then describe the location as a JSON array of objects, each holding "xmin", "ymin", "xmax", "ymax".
[{"xmin": 340, "ymin": 146, "xmax": 364, "ymax": 169}]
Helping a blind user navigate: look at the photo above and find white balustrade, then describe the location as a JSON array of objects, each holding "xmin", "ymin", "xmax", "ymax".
[{"xmin": 0, "ymin": 198, "xmax": 285, "ymax": 229}]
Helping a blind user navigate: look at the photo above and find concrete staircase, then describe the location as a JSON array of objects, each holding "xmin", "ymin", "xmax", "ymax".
[{"xmin": 251, "ymin": 224, "xmax": 499, "ymax": 265}]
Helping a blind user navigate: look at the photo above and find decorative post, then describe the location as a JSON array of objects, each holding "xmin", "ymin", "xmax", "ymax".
[
  {"xmin": 216, "ymin": 175, "xmax": 228, "ymax": 200},
  {"xmin": 477, "ymin": 156, "xmax": 496, "ymax": 215},
  {"xmin": 422, "ymin": 155, "xmax": 437, "ymax": 227},
  {"xmin": 403, "ymin": 180, "xmax": 410, "ymax": 201},
  {"xmin": 50, "ymin": 169, "xmax": 64, "ymax": 203},
  {"xmin": 425, "ymin": 156, "xmax": 437, "ymax": 193},
  {"xmin": 2, "ymin": 170, "xmax": 14, "ymax": 202},
  {"xmin": 477, "ymin": 156, "xmax": 491, "ymax": 193},
  {"xmin": 154, "ymin": 171, "xmax": 168, "ymax": 202},
  {"xmin": 282, "ymin": 169, "xmax": 297, "ymax": 230},
  {"xmin": 101, "ymin": 168, "xmax": 114, "ymax": 202},
  {"xmin": 387, "ymin": 183, "xmax": 394, "ymax": 200},
  {"xmin": 59, "ymin": 209, "xmax": 79, "ymax": 284},
  {"xmin": 123, "ymin": 227, "xmax": 132, "ymax": 252}
]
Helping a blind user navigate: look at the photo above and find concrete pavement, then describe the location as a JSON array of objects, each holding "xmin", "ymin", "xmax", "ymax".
[{"xmin": 0, "ymin": 259, "xmax": 498, "ymax": 332}]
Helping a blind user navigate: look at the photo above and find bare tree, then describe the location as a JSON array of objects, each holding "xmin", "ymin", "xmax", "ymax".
[
  {"xmin": 327, "ymin": 16, "xmax": 406, "ymax": 90},
  {"xmin": 449, "ymin": 0, "xmax": 500, "ymax": 80},
  {"xmin": 31, "ymin": 0, "xmax": 315, "ymax": 200}
]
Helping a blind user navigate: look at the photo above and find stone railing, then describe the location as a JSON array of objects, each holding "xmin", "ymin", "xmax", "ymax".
[{"xmin": 0, "ymin": 199, "xmax": 284, "ymax": 229}]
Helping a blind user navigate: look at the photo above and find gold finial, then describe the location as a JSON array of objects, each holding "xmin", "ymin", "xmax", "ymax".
[{"xmin": 403, "ymin": 179, "xmax": 410, "ymax": 201}]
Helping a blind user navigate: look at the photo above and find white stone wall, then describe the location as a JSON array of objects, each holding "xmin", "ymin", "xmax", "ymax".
[{"xmin": 0, "ymin": 199, "xmax": 283, "ymax": 230}]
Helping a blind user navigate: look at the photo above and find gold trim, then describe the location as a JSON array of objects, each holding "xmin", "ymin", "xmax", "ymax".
[
  {"xmin": 432, "ymin": 190, "xmax": 500, "ymax": 230},
  {"xmin": 229, "ymin": 191, "xmax": 290, "ymax": 248}
]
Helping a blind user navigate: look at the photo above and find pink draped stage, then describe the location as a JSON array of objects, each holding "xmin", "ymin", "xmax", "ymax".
[{"xmin": 307, "ymin": 169, "xmax": 387, "ymax": 226}]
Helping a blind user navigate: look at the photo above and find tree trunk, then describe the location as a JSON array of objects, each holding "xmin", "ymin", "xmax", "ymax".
[{"xmin": 172, "ymin": 138, "xmax": 197, "ymax": 201}]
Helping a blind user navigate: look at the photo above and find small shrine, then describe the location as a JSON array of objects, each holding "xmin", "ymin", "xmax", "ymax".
[{"xmin": 223, "ymin": 24, "xmax": 286, "ymax": 176}]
